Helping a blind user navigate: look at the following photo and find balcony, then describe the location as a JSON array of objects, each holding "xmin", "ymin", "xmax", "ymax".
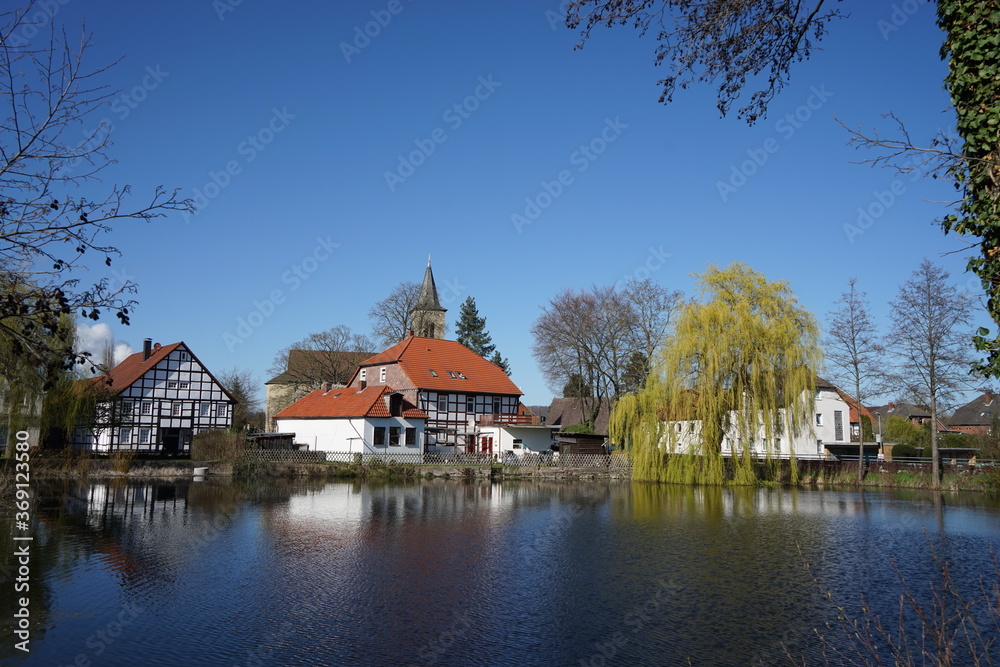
[{"xmin": 477, "ymin": 414, "xmax": 542, "ymax": 426}]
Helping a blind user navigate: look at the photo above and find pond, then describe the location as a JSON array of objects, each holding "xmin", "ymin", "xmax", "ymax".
[{"xmin": 5, "ymin": 478, "xmax": 1000, "ymax": 666}]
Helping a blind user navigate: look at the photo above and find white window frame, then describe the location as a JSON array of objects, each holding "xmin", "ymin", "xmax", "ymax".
[
  {"xmin": 139, "ymin": 428, "xmax": 151, "ymax": 445},
  {"xmin": 380, "ymin": 367, "xmax": 387, "ymax": 383},
  {"xmin": 217, "ymin": 404, "xmax": 228, "ymax": 418},
  {"xmin": 171, "ymin": 402, "xmax": 182, "ymax": 416},
  {"xmin": 141, "ymin": 402, "xmax": 152, "ymax": 415},
  {"xmin": 119, "ymin": 427, "xmax": 131, "ymax": 444},
  {"xmin": 200, "ymin": 404, "xmax": 210, "ymax": 417}
]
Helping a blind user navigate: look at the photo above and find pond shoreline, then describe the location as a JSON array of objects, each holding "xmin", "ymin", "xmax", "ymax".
[{"xmin": 12, "ymin": 456, "xmax": 1000, "ymax": 493}]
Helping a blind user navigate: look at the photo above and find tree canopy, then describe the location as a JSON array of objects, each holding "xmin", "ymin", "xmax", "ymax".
[{"xmin": 610, "ymin": 263, "xmax": 821, "ymax": 485}]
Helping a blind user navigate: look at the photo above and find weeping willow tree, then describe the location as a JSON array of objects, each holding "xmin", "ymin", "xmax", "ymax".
[
  {"xmin": 1, "ymin": 307, "xmax": 79, "ymax": 455},
  {"xmin": 610, "ymin": 263, "xmax": 822, "ymax": 485}
]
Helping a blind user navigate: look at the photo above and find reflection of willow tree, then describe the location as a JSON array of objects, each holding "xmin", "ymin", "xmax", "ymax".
[{"xmin": 611, "ymin": 263, "xmax": 821, "ymax": 485}]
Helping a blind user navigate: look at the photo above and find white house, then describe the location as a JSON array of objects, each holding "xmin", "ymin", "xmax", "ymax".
[
  {"xmin": 664, "ymin": 378, "xmax": 852, "ymax": 458},
  {"xmin": 70, "ymin": 339, "xmax": 235, "ymax": 454},
  {"xmin": 275, "ymin": 384, "xmax": 427, "ymax": 455}
]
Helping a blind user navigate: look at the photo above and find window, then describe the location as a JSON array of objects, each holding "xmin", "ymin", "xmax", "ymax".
[
  {"xmin": 179, "ymin": 381, "xmax": 189, "ymax": 390},
  {"xmin": 360, "ymin": 368, "xmax": 367, "ymax": 382},
  {"xmin": 466, "ymin": 396, "xmax": 475, "ymax": 413},
  {"xmin": 216, "ymin": 404, "xmax": 227, "ymax": 418},
  {"xmin": 437, "ymin": 394, "xmax": 448, "ymax": 413},
  {"xmin": 389, "ymin": 427, "xmax": 400, "ymax": 446},
  {"xmin": 447, "ymin": 371, "xmax": 456, "ymax": 379},
  {"xmin": 172, "ymin": 403, "xmax": 182, "ymax": 416},
  {"xmin": 457, "ymin": 372, "xmax": 467, "ymax": 380},
  {"xmin": 119, "ymin": 428, "xmax": 131, "ymax": 444},
  {"xmin": 121, "ymin": 401, "xmax": 133, "ymax": 416},
  {"xmin": 167, "ymin": 381, "xmax": 177, "ymax": 389},
  {"xmin": 817, "ymin": 439, "xmax": 824, "ymax": 455},
  {"xmin": 141, "ymin": 402, "xmax": 152, "ymax": 415},
  {"xmin": 815, "ymin": 413, "xmax": 823, "ymax": 426},
  {"xmin": 139, "ymin": 428, "xmax": 150, "ymax": 445},
  {"xmin": 200, "ymin": 404, "xmax": 210, "ymax": 417},
  {"xmin": 180, "ymin": 351, "xmax": 189, "ymax": 361},
  {"xmin": 380, "ymin": 367, "xmax": 386, "ymax": 383},
  {"xmin": 429, "ymin": 369, "xmax": 438, "ymax": 378},
  {"xmin": 493, "ymin": 398, "xmax": 501, "ymax": 414},
  {"xmin": 834, "ymin": 410, "xmax": 844, "ymax": 441},
  {"xmin": 373, "ymin": 426, "xmax": 386, "ymax": 446},
  {"xmin": 405, "ymin": 427, "xmax": 416, "ymax": 446}
]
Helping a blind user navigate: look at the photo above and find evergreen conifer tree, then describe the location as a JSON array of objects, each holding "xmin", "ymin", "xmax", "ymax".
[{"xmin": 455, "ymin": 297, "xmax": 510, "ymax": 375}]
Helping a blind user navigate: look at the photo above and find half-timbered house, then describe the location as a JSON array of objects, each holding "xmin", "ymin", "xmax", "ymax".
[{"xmin": 70, "ymin": 339, "xmax": 235, "ymax": 454}]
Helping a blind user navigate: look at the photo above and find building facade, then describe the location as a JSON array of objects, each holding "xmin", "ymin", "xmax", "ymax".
[{"xmin": 71, "ymin": 340, "xmax": 234, "ymax": 453}]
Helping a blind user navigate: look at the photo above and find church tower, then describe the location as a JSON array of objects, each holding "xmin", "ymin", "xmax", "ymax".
[{"xmin": 410, "ymin": 257, "xmax": 447, "ymax": 339}]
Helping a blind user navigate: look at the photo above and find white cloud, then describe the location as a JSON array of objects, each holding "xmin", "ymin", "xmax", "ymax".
[{"xmin": 74, "ymin": 322, "xmax": 135, "ymax": 371}]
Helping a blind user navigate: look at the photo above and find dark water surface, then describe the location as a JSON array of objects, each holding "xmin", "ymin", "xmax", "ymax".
[{"xmin": 5, "ymin": 479, "xmax": 1000, "ymax": 666}]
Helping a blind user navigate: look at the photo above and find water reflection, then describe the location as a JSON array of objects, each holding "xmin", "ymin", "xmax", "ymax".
[{"xmin": 5, "ymin": 479, "xmax": 1000, "ymax": 666}]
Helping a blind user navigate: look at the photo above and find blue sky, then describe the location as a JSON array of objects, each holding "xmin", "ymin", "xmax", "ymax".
[{"xmin": 39, "ymin": 1, "xmax": 987, "ymax": 406}]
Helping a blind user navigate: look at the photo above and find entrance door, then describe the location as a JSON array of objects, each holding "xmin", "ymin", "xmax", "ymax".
[
  {"xmin": 161, "ymin": 427, "xmax": 192, "ymax": 455},
  {"xmin": 161, "ymin": 428, "xmax": 180, "ymax": 455}
]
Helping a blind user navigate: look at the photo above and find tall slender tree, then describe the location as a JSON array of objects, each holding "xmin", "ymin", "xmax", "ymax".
[
  {"xmin": 825, "ymin": 278, "xmax": 886, "ymax": 482},
  {"xmin": 886, "ymin": 259, "xmax": 977, "ymax": 486}
]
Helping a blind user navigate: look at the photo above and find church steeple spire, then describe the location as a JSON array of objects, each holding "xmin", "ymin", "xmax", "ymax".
[{"xmin": 410, "ymin": 257, "xmax": 447, "ymax": 339}]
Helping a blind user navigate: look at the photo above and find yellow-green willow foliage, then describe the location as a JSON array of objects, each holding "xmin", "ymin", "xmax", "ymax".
[{"xmin": 610, "ymin": 263, "xmax": 821, "ymax": 485}]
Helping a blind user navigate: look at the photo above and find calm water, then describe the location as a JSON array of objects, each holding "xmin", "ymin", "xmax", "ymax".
[{"xmin": 5, "ymin": 478, "xmax": 1000, "ymax": 666}]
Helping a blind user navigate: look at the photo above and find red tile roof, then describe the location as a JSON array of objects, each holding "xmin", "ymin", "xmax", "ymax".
[
  {"xmin": 354, "ymin": 336, "xmax": 522, "ymax": 396},
  {"xmin": 79, "ymin": 341, "xmax": 236, "ymax": 402},
  {"xmin": 274, "ymin": 384, "xmax": 427, "ymax": 420}
]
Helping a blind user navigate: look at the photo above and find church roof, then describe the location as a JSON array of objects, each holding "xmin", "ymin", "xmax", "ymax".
[
  {"xmin": 354, "ymin": 335, "xmax": 522, "ymax": 396},
  {"xmin": 413, "ymin": 260, "xmax": 446, "ymax": 312},
  {"xmin": 274, "ymin": 384, "xmax": 427, "ymax": 420}
]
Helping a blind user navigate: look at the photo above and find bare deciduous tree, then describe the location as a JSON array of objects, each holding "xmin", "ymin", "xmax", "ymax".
[
  {"xmin": 0, "ymin": 3, "xmax": 191, "ymax": 379},
  {"xmin": 886, "ymin": 259, "xmax": 977, "ymax": 486},
  {"xmin": 825, "ymin": 278, "xmax": 886, "ymax": 481},
  {"xmin": 368, "ymin": 281, "xmax": 420, "ymax": 348},
  {"xmin": 269, "ymin": 325, "xmax": 375, "ymax": 393},
  {"xmin": 531, "ymin": 279, "xmax": 682, "ymax": 429},
  {"xmin": 217, "ymin": 367, "xmax": 263, "ymax": 431}
]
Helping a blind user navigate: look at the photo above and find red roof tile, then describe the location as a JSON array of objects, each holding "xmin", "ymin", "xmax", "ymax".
[
  {"xmin": 275, "ymin": 384, "xmax": 427, "ymax": 420},
  {"xmin": 78, "ymin": 341, "xmax": 236, "ymax": 402},
  {"xmin": 355, "ymin": 336, "xmax": 522, "ymax": 396}
]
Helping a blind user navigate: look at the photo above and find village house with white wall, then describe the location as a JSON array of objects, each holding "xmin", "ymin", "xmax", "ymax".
[
  {"xmin": 70, "ymin": 340, "xmax": 234, "ymax": 454},
  {"xmin": 663, "ymin": 377, "xmax": 854, "ymax": 458}
]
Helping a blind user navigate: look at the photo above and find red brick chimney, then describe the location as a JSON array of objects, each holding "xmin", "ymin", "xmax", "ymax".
[
  {"xmin": 888, "ymin": 402, "xmax": 894, "ymax": 411},
  {"xmin": 985, "ymin": 391, "xmax": 993, "ymax": 406}
]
